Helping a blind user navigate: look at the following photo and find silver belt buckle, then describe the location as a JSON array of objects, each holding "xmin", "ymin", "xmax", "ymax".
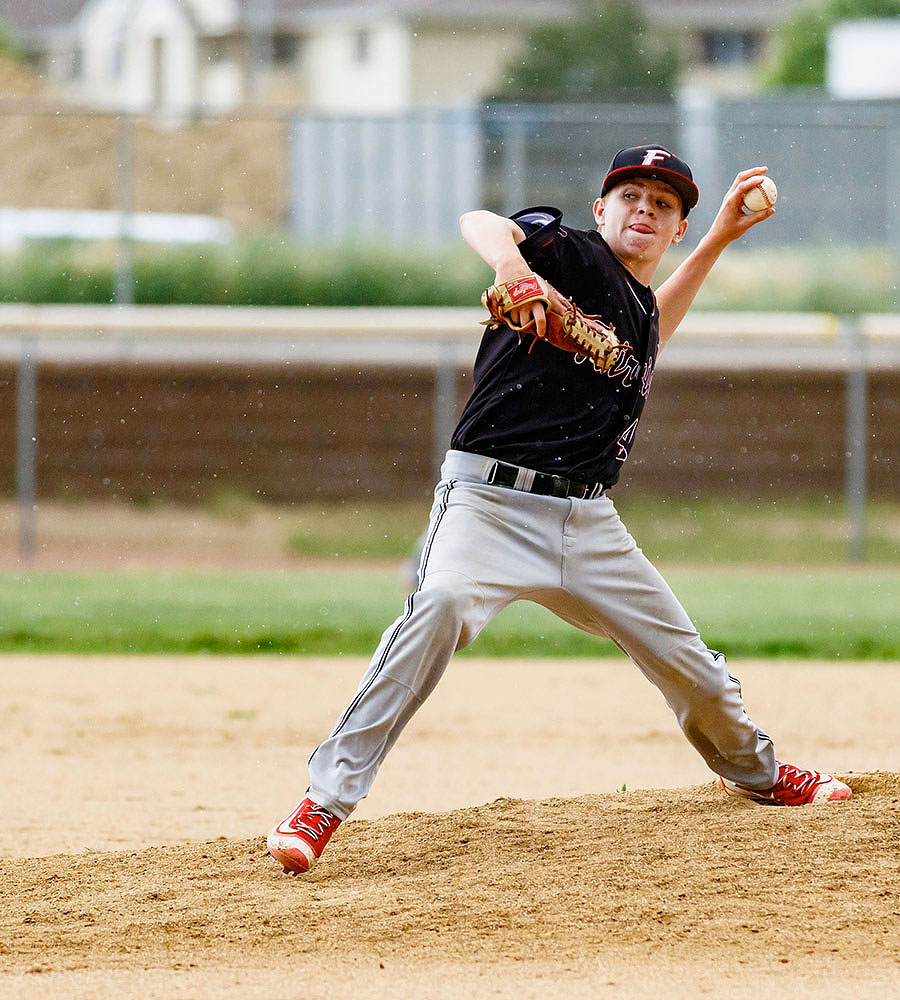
[{"xmin": 550, "ymin": 475, "xmax": 568, "ymax": 498}]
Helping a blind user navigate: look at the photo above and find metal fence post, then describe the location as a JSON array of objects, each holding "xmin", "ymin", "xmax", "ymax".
[
  {"xmin": 16, "ymin": 336, "xmax": 38, "ymax": 561},
  {"xmin": 501, "ymin": 113, "xmax": 527, "ymax": 217},
  {"xmin": 115, "ymin": 113, "xmax": 135, "ymax": 305},
  {"xmin": 842, "ymin": 316, "xmax": 868, "ymax": 563},
  {"xmin": 433, "ymin": 343, "xmax": 458, "ymax": 481},
  {"xmin": 677, "ymin": 88, "xmax": 720, "ymax": 246}
]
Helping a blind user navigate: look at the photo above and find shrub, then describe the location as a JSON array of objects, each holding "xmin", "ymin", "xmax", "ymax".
[
  {"xmin": 0, "ymin": 237, "xmax": 491, "ymax": 307},
  {"xmin": 0, "ymin": 237, "xmax": 898, "ymax": 312}
]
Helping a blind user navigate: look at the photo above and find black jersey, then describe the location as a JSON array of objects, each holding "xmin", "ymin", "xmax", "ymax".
[{"xmin": 451, "ymin": 206, "xmax": 660, "ymax": 487}]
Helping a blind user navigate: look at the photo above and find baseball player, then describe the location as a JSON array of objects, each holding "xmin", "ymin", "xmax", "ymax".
[{"xmin": 268, "ymin": 144, "xmax": 851, "ymax": 876}]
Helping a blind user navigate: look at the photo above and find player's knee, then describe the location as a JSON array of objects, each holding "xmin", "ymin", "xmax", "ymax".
[{"xmin": 417, "ymin": 571, "xmax": 484, "ymax": 623}]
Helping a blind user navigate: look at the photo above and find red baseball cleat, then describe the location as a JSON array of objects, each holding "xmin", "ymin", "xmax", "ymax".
[
  {"xmin": 267, "ymin": 797, "xmax": 342, "ymax": 874},
  {"xmin": 721, "ymin": 761, "xmax": 851, "ymax": 806}
]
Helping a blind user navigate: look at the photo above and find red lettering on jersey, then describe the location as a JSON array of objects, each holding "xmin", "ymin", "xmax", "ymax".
[
  {"xmin": 616, "ymin": 419, "xmax": 639, "ymax": 463},
  {"xmin": 640, "ymin": 355, "xmax": 655, "ymax": 397},
  {"xmin": 607, "ymin": 351, "xmax": 641, "ymax": 386}
]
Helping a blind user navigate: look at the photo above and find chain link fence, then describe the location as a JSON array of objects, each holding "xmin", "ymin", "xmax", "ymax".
[
  {"xmin": 2, "ymin": 94, "xmax": 900, "ymax": 252},
  {"xmin": 1, "ymin": 95, "xmax": 899, "ymax": 564}
]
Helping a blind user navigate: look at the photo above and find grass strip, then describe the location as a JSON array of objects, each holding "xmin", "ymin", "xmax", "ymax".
[
  {"xmin": 0, "ymin": 566, "xmax": 897, "ymax": 660},
  {"xmin": 281, "ymin": 496, "xmax": 900, "ymax": 565}
]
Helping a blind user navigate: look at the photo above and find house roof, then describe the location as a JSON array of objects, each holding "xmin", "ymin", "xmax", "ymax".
[
  {"xmin": 0, "ymin": 0, "xmax": 86, "ymax": 33},
  {"xmin": 231, "ymin": 0, "xmax": 802, "ymax": 37},
  {"xmin": 247, "ymin": 0, "xmax": 576, "ymax": 28},
  {"xmin": 0, "ymin": 0, "xmax": 806, "ymax": 41},
  {"xmin": 243, "ymin": 0, "xmax": 566, "ymax": 13},
  {"xmin": 241, "ymin": 0, "xmax": 798, "ymax": 29},
  {"xmin": 648, "ymin": 0, "xmax": 796, "ymax": 30},
  {"xmin": 0, "ymin": 0, "xmax": 574, "ymax": 41}
]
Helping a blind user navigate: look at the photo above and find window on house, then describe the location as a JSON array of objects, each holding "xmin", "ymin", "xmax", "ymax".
[
  {"xmin": 205, "ymin": 37, "xmax": 227, "ymax": 63},
  {"xmin": 152, "ymin": 36, "xmax": 164, "ymax": 108},
  {"xmin": 701, "ymin": 30, "xmax": 760, "ymax": 66},
  {"xmin": 273, "ymin": 31, "xmax": 298, "ymax": 65},
  {"xmin": 354, "ymin": 28, "xmax": 370, "ymax": 63}
]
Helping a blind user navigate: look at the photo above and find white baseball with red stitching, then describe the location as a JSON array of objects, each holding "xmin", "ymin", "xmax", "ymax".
[{"xmin": 742, "ymin": 176, "xmax": 777, "ymax": 214}]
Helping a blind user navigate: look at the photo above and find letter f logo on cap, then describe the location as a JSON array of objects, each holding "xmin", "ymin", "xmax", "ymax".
[
  {"xmin": 601, "ymin": 143, "xmax": 699, "ymax": 215},
  {"xmin": 641, "ymin": 148, "xmax": 671, "ymax": 166}
]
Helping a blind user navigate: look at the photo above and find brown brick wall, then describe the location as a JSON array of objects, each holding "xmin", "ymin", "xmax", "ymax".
[
  {"xmin": 623, "ymin": 368, "xmax": 897, "ymax": 499},
  {"xmin": 1, "ymin": 362, "xmax": 896, "ymax": 503}
]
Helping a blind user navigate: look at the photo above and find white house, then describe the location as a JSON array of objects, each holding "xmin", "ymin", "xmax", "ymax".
[
  {"xmin": 31, "ymin": 0, "xmax": 244, "ymax": 116},
  {"xmin": 0, "ymin": 0, "xmax": 803, "ymax": 117},
  {"xmin": 826, "ymin": 19, "xmax": 900, "ymax": 99}
]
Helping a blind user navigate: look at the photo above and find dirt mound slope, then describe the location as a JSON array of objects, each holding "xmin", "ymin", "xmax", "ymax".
[{"xmin": 3, "ymin": 773, "xmax": 900, "ymax": 997}]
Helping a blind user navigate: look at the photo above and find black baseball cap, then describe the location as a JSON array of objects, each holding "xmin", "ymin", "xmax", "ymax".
[{"xmin": 601, "ymin": 144, "xmax": 699, "ymax": 216}]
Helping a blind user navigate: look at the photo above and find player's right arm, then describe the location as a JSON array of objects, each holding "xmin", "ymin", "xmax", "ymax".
[{"xmin": 459, "ymin": 211, "xmax": 546, "ymax": 336}]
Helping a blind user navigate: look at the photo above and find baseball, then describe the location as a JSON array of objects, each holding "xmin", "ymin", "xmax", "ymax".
[{"xmin": 742, "ymin": 176, "xmax": 777, "ymax": 214}]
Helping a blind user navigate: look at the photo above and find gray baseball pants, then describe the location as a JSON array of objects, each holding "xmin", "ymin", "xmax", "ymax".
[{"xmin": 307, "ymin": 449, "xmax": 776, "ymax": 819}]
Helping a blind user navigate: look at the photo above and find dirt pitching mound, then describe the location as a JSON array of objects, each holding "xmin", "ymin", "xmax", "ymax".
[{"xmin": 3, "ymin": 773, "xmax": 900, "ymax": 999}]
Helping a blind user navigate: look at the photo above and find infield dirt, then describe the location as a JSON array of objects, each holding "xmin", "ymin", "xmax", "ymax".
[
  {"xmin": 2, "ymin": 654, "xmax": 899, "ymax": 999},
  {"xmin": 1, "ymin": 501, "xmax": 899, "ymax": 998}
]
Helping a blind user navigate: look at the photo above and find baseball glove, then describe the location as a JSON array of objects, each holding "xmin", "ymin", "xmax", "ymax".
[{"xmin": 481, "ymin": 273, "xmax": 628, "ymax": 373}]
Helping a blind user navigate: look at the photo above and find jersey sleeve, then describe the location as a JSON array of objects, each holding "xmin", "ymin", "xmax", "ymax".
[
  {"xmin": 512, "ymin": 207, "xmax": 562, "ymax": 241},
  {"xmin": 510, "ymin": 206, "xmax": 569, "ymax": 285}
]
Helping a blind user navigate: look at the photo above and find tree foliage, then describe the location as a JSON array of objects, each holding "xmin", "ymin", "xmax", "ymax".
[
  {"xmin": 0, "ymin": 25, "xmax": 21, "ymax": 60},
  {"xmin": 764, "ymin": 0, "xmax": 900, "ymax": 87},
  {"xmin": 492, "ymin": 0, "xmax": 679, "ymax": 102}
]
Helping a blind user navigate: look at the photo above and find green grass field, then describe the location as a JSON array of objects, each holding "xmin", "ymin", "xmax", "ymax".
[
  {"xmin": 2, "ymin": 496, "xmax": 897, "ymax": 658},
  {"xmin": 1, "ymin": 564, "xmax": 897, "ymax": 659},
  {"xmin": 283, "ymin": 495, "xmax": 900, "ymax": 565}
]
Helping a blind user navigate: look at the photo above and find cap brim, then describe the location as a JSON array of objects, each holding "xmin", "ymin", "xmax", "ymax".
[{"xmin": 602, "ymin": 165, "xmax": 699, "ymax": 214}]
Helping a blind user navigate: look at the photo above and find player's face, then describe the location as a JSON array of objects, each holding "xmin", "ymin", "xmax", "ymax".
[{"xmin": 593, "ymin": 179, "xmax": 689, "ymax": 277}]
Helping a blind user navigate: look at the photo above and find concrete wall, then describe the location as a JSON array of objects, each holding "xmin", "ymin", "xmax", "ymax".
[{"xmin": 2, "ymin": 362, "xmax": 896, "ymax": 504}]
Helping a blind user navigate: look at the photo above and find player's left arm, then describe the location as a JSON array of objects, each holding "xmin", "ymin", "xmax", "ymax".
[{"xmin": 655, "ymin": 167, "xmax": 775, "ymax": 350}]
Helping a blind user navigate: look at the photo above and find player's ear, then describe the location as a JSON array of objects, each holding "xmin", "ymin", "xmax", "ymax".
[
  {"xmin": 592, "ymin": 197, "xmax": 605, "ymax": 228},
  {"xmin": 672, "ymin": 217, "xmax": 688, "ymax": 246}
]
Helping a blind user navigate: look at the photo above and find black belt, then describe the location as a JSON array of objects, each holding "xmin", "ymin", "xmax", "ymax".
[{"xmin": 485, "ymin": 460, "xmax": 604, "ymax": 499}]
